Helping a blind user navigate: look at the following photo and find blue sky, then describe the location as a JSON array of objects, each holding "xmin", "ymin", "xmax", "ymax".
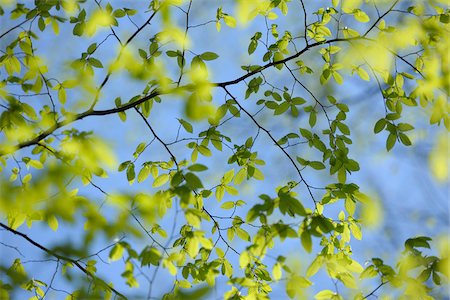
[{"xmin": 1, "ymin": 1, "xmax": 448, "ymax": 299}]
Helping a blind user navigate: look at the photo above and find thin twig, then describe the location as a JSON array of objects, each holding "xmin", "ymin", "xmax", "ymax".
[{"xmin": 0, "ymin": 222, "xmax": 127, "ymax": 299}]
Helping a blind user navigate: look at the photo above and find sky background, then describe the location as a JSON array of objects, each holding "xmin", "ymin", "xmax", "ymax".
[{"xmin": 0, "ymin": 0, "xmax": 448, "ymax": 299}]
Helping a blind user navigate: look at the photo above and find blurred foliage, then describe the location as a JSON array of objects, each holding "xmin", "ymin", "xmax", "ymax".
[{"xmin": 0, "ymin": 0, "xmax": 448, "ymax": 299}]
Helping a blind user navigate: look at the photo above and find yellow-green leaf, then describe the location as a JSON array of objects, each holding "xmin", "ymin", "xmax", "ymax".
[
  {"xmin": 315, "ymin": 289, "xmax": 336, "ymax": 299},
  {"xmin": 353, "ymin": 9, "xmax": 370, "ymax": 23},
  {"xmin": 48, "ymin": 215, "xmax": 58, "ymax": 231},
  {"xmin": 306, "ymin": 256, "xmax": 324, "ymax": 277},
  {"xmin": 239, "ymin": 251, "xmax": 250, "ymax": 269},
  {"xmin": 223, "ymin": 15, "xmax": 236, "ymax": 27},
  {"xmin": 357, "ymin": 68, "xmax": 370, "ymax": 81},
  {"xmin": 109, "ymin": 243, "xmax": 124, "ymax": 261},
  {"xmin": 29, "ymin": 160, "xmax": 43, "ymax": 169},
  {"xmin": 301, "ymin": 231, "xmax": 312, "ymax": 253},
  {"xmin": 234, "ymin": 168, "xmax": 247, "ymax": 185},
  {"xmin": 138, "ymin": 165, "xmax": 150, "ymax": 183},
  {"xmin": 272, "ymin": 263, "xmax": 282, "ymax": 281},
  {"xmin": 220, "ymin": 201, "xmax": 235, "ymax": 209},
  {"xmin": 153, "ymin": 174, "xmax": 169, "ymax": 187}
]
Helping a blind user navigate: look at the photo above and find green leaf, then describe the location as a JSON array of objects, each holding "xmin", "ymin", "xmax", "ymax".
[
  {"xmin": 360, "ymin": 265, "xmax": 377, "ymax": 279},
  {"xmin": 440, "ymin": 13, "xmax": 449, "ymax": 24},
  {"xmin": 185, "ymin": 237, "xmax": 199, "ymax": 258},
  {"xmin": 185, "ymin": 172, "xmax": 204, "ymax": 189},
  {"xmin": 432, "ymin": 272, "xmax": 441, "ymax": 285},
  {"xmin": 197, "ymin": 145, "xmax": 212, "ymax": 156},
  {"xmin": 153, "ymin": 174, "xmax": 169, "ymax": 188},
  {"xmin": 374, "ymin": 118, "xmax": 386, "ymax": 133},
  {"xmin": 117, "ymin": 111, "xmax": 127, "ymax": 122},
  {"xmin": 309, "ymin": 111, "xmax": 317, "ymax": 127},
  {"xmin": 234, "ymin": 168, "xmax": 247, "ymax": 185},
  {"xmin": 29, "ymin": 160, "xmax": 43, "ymax": 169},
  {"xmin": 332, "ymin": 71, "xmax": 344, "ymax": 84},
  {"xmin": 252, "ymin": 168, "xmax": 264, "ymax": 180},
  {"xmin": 397, "ymin": 123, "xmax": 414, "ymax": 132},
  {"xmin": 272, "ymin": 263, "xmax": 282, "ymax": 281},
  {"xmin": 138, "ymin": 165, "xmax": 150, "ymax": 183},
  {"xmin": 309, "ymin": 161, "xmax": 325, "ymax": 170},
  {"xmin": 315, "ymin": 290, "xmax": 336, "ymax": 299},
  {"xmin": 88, "ymin": 57, "xmax": 103, "ymax": 68},
  {"xmin": 185, "ymin": 210, "xmax": 201, "ymax": 228},
  {"xmin": 317, "ymin": 217, "xmax": 335, "ymax": 233},
  {"xmin": 386, "ymin": 133, "xmax": 397, "ymax": 151},
  {"xmin": 248, "ymin": 40, "xmax": 257, "ymax": 55},
  {"xmin": 178, "ymin": 118, "xmax": 193, "ymax": 133},
  {"xmin": 356, "ymin": 68, "xmax": 370, "ymax": 81},
  {"xmin": 235, "ymin": 227, "xmax": 250, "ymax": 241},
  {"xmin": 306, "ymin": 256, "xmax": 324, "ymax": 277},
  {"xmin": 38, "ymin": 17, "xmax": 45, "ymax": 31},
  {"xmin": 140, "ymin": 247, "xmax": 161, "ymax": 266},
  {"xmin": 47, "ymin": 215, "xmax": 58, "ymax": 231},
  {"xmin": 399, "ymin": 133, "xmax": 411, "ymax": 146},
  {"xmin": 222, "ymin": 169, "xmax": 234, "ymax": 184},
  {"xmin": 273, "ymin": 52, "xmax": 284, "ymax": 69},
  {"xmin": 350, "ymin": 223, "xmax": 362, "ymax": 240},
  {"xmin": 188, "ymin": 164, "xmax": 208, "ymax": 172},
  {"xmin": 336, "ymin": 122, "xmax": 350, "ymax": 135},
  {"xmin": 109, "ymin": 243, "xmax": 124, "ymax": 262},
  {"xmin": 405, "ymin": 236, "xmax": 431, "ymax": 250},
  {"xmin": 58, "ymin": 88, "xmax": 67, "ymax": 104},
  {"xmin": 118, "ymin": 161, "xmax": 130, "ymax": 172},
  {"xmin": 220, "ymin": 201, "xmax": 235, "ymax": 209},
  {"xmin": 353, "ymin": 9, "xmax": 370, "ymax": 23},
  {"xmin": 200, "ymin": 52, "xmax": 219, "ymax": 61},
  {"xmin": 223, "ymin": 15, "xmax": 236, "ymax": 27},
  {"xmin": 301, "ymin": 231, "xmax": 312, "ymax": 253},
  {"xmin": 239, "ymin": 251, "xmax": 250, "ymax": 269},
  {"xmin": 215, "ymin": 185, "xmax": 225, "ymax": 201},
  {"xmin": 126, "ymin": 164, "xmax": 135, "ymax": 183},
  {"xmin": 274, "ymin": 102, "xmax": 290, "ymax": 115}
]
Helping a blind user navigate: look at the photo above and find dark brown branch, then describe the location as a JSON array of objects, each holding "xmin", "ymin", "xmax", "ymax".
[
  {"xmin": 0, "ymin": 19, "xmax": 30, "ymax": 39},
  {"xmin": 0, "ymin": 222, "xmax": 127, "ymax": 299},
  {"xmin": 298, "ymin": 0, "xmax": 309, "ymax": 45},
  {"xmin": 214, "ymin": 37, "xmax": 361, "ymax": 87},
  {"xmin": 363, "ymin": 281, "xmax": 388, "ymax": 299},
  {"xmin": 90, "ymin": 9, "xmax": 159, "ymax": 110},
  {"xmin": 0, "ymin": 90, "xmax": 160, "ymax": 156},
  {"xmin": 363, "ymin": 0, "xmax": 400, "ymax": 37},
  {"xmin": 0, "ymin": 27, "xmax": 422, "ymax": 158}
]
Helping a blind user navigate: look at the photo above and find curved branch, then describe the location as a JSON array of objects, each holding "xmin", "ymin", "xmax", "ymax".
[
  {"xmin": 0, "ymin": 222, "xmax": 127, "ymax": 299},
  {"xmin": 0, "ymin": 90, "xmax": 161, "ymax": 156},
  {"xmin": 89, "ymin": 9, "xmax": 160, "ymax": 110},
  {"xmin": 214, "ymin": 37, "xmax": 361, "ymax": 88},
  {"xmin": 0, "ymin": 19, "xmax": 30, "ymax": 39},
  {"xmin": 0, "ymin": 28, "xmax": 425, "ymax": 158}
]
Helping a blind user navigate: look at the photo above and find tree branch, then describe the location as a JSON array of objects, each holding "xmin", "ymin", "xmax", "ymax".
[
  {"xmin": 214, "ymin": 37, "xmax": 361, "ymax": 88},
  {"xmin": 0, "ymin": 222, "xmax": 127, "ymax": 299},
  {"xmin": 363, "ymin": 280, "xmax": 388, "ymax": 299},
  {"xmin": 0, "ymin": 90, "xmax": 161, "ymax": 156},
  {"xmin": 0, "ymin": 18, "xmax": 30, "ymax": 39},
  {"xmin": 362, "ymin": 0, "xmax": 400, "ymax": 37},
  {"xmin": 0, "ymin": 28, "xmax": 424, "ymax": 158},
  {"xmin": 89, "ymin": 9, "xmax": 160, "ymax": 110}
]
